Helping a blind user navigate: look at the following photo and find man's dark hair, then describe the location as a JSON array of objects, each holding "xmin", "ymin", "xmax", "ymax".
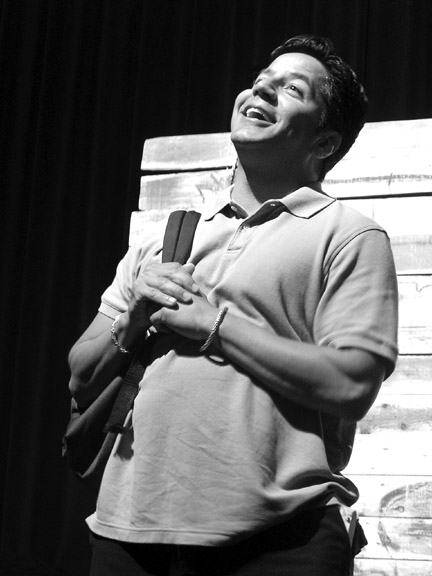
[{"xmin": 270, "ymin": 35, "xmax": 368, "ymax": 180}]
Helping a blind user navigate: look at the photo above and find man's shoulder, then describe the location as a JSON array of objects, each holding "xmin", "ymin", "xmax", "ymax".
[
  {"xmin": 120, "ymin": 218, "xmax": 167, "ymax": 273},
  {"xmin": 324, "ymin": 197, "xmax": 387, "ymax": 235}
]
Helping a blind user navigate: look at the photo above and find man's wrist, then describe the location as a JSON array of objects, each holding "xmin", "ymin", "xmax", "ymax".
[
  {"xmin": 111, "ymin": 311, "xmax": 150, "ymax": 353},
  {"xmin": 110, "ymin": 315, "xmax": 131, "ymax": 353},
  {"xmin": 199, "ymin": 307, "xmax": 229, "ymax": 352}
]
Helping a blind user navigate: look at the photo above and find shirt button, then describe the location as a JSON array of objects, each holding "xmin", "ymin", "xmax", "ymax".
[{"xmin": 231, "ymin": 205, "xmax": 238, "ymax": 212}]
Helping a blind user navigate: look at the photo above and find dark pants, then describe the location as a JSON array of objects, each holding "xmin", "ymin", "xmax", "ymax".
[{"xmin": 89, "ymin": 505, "xmax": 353, "ymax": 576}]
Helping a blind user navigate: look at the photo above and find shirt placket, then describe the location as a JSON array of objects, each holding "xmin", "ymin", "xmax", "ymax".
[{"xmin": 227, "ymin": 201, "xmax": 285, "ymax": 252}]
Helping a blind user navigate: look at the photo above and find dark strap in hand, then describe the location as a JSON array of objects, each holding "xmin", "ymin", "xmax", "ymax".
[
  {"xmin": 104, "ymin": 209, "xmax": 202, "ymax": 434},
  {"xmin": 103, "ymin": 354, "xmax": 146, "ymax": 433},
  {"xmin": 162, "ymin": 210, "xmax": 201, "ymax": 264}
]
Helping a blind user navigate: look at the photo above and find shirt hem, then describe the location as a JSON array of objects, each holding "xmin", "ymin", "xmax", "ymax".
[{"xmin": 86, "ymin": 497, "xmax": 344, "ymax": 546}]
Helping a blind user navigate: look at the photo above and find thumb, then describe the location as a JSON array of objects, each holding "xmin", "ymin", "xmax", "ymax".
[
  {"xmin": 182, "ymin": 263, "xmax": 195, "ymax": 273},
  {"xmin": 182, "ymin": 263, "xmax": 200, "ymax": 294}
]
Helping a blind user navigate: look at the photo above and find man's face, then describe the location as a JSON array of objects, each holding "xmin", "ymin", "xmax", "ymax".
[{"xmin": 231, "ymin": 52, "xmax": 328, "ymax": 160}]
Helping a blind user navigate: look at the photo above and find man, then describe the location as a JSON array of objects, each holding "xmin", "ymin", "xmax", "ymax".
[{"xmin": 68, "ymin": 35, "xmax": 398, "ymax": 575}]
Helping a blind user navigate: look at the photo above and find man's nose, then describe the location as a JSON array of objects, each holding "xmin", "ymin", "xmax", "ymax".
[{"xmin": 252, "ymin": 78, "xmax": 277, "ymax": 103}]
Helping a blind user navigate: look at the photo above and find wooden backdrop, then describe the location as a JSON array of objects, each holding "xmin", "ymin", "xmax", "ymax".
[{"xmin": 130, "ymin": 118, "xmax": 432, "ymax": 576}]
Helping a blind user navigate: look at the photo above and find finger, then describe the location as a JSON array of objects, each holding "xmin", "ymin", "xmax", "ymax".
[
  {"xmin": 157, "ymin": 277, "xmax": 194, "ymax": 303},
  {"xmin": 136, "ymin": 276, "xmax": 193, "ymax": 305},
  {"xmin": 159, "ymin": 266, "xmax": 200, "ymax": 299},
  {"xmin": 133, "ymin": 282, "xmax": 179, "ymax": 306},
  {"xmin": 136, "ymin": 263, "xmax": 198, "ymax": 304},
  {"xmin": 149, "ymin": 308, "xmax": 172, "ymax": 333},
  {"xmin": 182, "ymin": 263, "xmax": 200, "ymax": 293},
  {"xmin": 183, "ymin": 263, "xmax": 195, "ymax": 273}
]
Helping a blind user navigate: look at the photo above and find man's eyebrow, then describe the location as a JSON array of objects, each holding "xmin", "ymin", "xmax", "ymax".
[
  {"xmin": 288, "ymin": 72, "xmax": 319, "ymax": 97},
  {"xmin": 254, "ymin": 67, "xmax": 271, "ymax": 78}
]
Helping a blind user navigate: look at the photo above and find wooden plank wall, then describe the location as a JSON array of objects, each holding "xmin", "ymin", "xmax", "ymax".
[{"xmin": 131, "ymin": 119, "xmax": 432, "ymax": 576}]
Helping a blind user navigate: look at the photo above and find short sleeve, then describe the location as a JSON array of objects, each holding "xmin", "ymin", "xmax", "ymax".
[
  {"xmin": 314, "ymin": 228, "xmax": 399, "ymax": 378},
  {"xmin": 98, "ymin": 246, "xmax": 142, "ymax": 319},
  {"xmin": 98, "ymin": 222, "xmax": 165, "ymax": 319}
]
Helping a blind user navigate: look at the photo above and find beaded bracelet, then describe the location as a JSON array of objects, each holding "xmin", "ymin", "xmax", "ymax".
[
  {"xmin": 110, "ymin": 314, "xmax": 131, "ymax": 354},
  {"xmin": 199, "ymin": 307, "xmax": 229, "ymax": 353}
]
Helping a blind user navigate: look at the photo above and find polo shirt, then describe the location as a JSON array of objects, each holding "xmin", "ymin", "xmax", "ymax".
[{"xmin": 87, "ymin": 184, "xmax": 398, "ymax": 546}]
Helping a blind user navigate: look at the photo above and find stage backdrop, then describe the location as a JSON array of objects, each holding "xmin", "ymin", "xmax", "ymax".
[{"xmin": 1, "ymin": 1, "xmax": 431, "ymax": 575}]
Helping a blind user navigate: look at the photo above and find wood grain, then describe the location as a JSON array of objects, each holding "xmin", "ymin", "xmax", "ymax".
[
  {"xmin": 138, "ymin": 169, "xmax": 432, "ymax": 216},
  {"xmin": 341, "ymin": 196, "xmax": 432, "ymax": 236},
  {"xmin": 389, "ymin": 236, "xmax": 432, "ymax": 276},
  {"xmin": 381, "ymin": 356, "xmax": 432, "ymax": 395},
  {"xmin": 351, "ymin": 476, "xmax": 432, "ymax": 518},
  {"xmin": 354, "ymin": 558, "xmax": 432, "ymax": 576},
  {"xmin": 358, "ymin": 395, "xmax": 432, "ymax": 434},
  {"xmin": 138, "ymin": 170, "xmax": 232, "ymax": 211},
  {"xmin": 141, "ymin": 132, "xmax": 236, "ymax": 171},
  {"xmin": 140, "ymin": 119, "xmax": 432, "ymax": 197},
  {"xmin": 342, "ymin": 196, "xmax": 432, "ymax": 274},
  {"xmin": 397, "ymin": 276, "xmax": 432, "ymax": 354},
  {"xmin": 345, "ymin": 432, "xmax": 431, "ymax": 476},
  {"xmin": 357, "ymin": 516, "xmax": 432, "ymax": 560}
]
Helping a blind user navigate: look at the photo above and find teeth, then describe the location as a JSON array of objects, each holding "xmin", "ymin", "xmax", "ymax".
[{"xmin": 245, "ymin": 107, "xmax": 269, "ymax": 121}]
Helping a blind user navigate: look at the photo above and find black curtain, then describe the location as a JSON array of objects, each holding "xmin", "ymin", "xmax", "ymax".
[{"xmin": 1, "ymin": 1, "xmax": 431, "ymax": 574}]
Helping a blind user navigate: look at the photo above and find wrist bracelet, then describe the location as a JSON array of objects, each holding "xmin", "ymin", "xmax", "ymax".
[
  {"xmin": 199, "ymin": 307, "xmax": 229, "ymax": 353},
  {"xmin": 110, "ymin": 314, "xmax": 131, "ymax": 354}
]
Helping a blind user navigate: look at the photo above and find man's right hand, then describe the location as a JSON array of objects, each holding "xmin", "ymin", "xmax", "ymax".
[
  {"xmin": 68, "ymin": 262, "xmax": 200, "ymax": 407},
  {"xmin": 126, "ymin": 262, "xmax": 200, "ymax": 336}
]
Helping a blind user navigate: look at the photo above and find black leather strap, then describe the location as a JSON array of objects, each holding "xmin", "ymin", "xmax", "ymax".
[
  {"xmin": 104, "ymin": 210, "xmax": 202, "ymax": 434},
  {"xmin": 162, "ymin": 210, "xmax": 201, "ymax": 264},
  {"xmin": 103, "ymin": 353, "xmax": 146, "ymax": 433}
]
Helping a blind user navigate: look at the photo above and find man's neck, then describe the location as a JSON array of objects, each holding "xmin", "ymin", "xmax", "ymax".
[{"xmin": 231, "ymin": 162, "xmax": 317, "ymax": 214}]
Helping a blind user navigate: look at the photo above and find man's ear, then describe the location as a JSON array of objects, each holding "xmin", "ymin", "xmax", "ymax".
[{"xmin": 315, "ymin": 130, "xmax": 342, "ymax": 160}]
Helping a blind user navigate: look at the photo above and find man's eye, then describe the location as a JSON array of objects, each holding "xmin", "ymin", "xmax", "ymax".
[{"xmin": 286, "ymin": 84, "xmax": 302, "ymax": 95}]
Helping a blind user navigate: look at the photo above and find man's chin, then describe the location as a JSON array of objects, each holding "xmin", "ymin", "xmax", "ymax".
[{"xmin": 231, "ymin": 124, "xmax": 273, "ymax": 144}]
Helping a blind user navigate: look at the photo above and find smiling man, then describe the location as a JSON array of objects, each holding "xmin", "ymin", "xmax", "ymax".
[
  {"xmin": 68, "ymin": 36, "xmax": 398, "ymax": 576},
  {"xmin": 231, "ymin": 52, "xmax": 337, "ymax": 201}
]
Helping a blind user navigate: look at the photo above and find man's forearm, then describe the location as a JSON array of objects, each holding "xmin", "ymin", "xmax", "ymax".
[
  {"xmin": 151, "ymin": 297, "xmax": 386, "ymax": 421},
  {"xmin": 215, "ymin": 312, "xmax": 385, "ymax": 421},
  {"xmin": 68, "ymin": 312, "xmax": 148, "ymax": 408},
  {"xmin": 67, "ymin": 261, "xmax": 201, "ymax": 408},
  {"xmin": 68, "ymin": 332, "xmax": 129, "ymax": 408}
]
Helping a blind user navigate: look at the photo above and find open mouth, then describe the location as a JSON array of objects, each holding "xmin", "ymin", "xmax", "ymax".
[{"xmin": 242, "ymin": 106, "xmax": 275, "ymax": 123}]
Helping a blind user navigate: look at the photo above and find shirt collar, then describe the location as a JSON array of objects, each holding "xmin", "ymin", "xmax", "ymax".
[
  {"xmin": 280, "ymin": 183, "xmax": 336, "ymax": 219},
  {"xmin": 202, "ymin": 186, "xmax": 238, "ymax": 220},
  {"xmin": 202, "ymin": 183, "xmax": 336, "ymax": 221}
]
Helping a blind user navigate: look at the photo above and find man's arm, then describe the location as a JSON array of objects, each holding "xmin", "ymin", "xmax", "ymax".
[
  {"xmin": 68, "ymin": 312, "xmax": 134, "ymax": 409},
  {"xmin": 151, "ymin": 294, "xmax": 388, "ymax": 421},
  {"xmin": 68, "ymin": 262, "xmax": 199, "ymax": 408},
  {"xmin": 216, "ymin": 311, "xmax": 387, "ymax": 421}
]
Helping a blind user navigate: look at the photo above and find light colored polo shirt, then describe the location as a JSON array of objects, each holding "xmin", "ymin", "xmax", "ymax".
[{"xmin": 87, "ymin": 184, "xmax": 398, "ymax": 545}]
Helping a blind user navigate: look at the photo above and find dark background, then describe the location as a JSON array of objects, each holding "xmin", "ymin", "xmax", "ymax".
[{"xmin": 1, "ymin": 1, "xmax": 431, "ymax": 574}]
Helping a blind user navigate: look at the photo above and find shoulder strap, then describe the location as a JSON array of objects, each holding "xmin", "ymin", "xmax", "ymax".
[
  {"xmin": 104, "ymin": 210, "xmax": 202, "ymax": 433},
  {"xmin": 162, "ymin": 210, "xmax": 201, "ymax": 264},
  {"xmin": 103, "ymin": 354, "xmax": 147, "ymax": 433}
]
